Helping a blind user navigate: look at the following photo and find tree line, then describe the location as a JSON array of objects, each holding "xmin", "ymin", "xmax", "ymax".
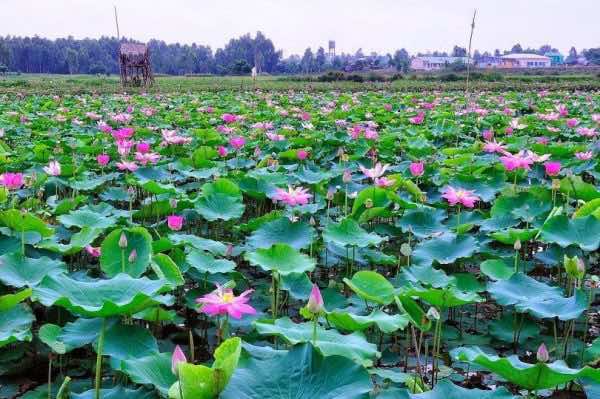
[{"xmin": 0, "ymin": 33, "xmax": 598, "ymax": 76}]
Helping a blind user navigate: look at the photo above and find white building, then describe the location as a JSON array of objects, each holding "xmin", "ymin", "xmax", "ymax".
[
  {"xmin": 410, "ymin": 56, "xmax": 471, "ymax": 71},
  {"xmin": 500, "ymin": 53, "xmax": 551, "ymax": 68}
]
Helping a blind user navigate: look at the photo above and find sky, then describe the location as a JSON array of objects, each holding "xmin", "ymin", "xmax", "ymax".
[{"xmin": 1, "ymin": 0, "xmax": 598, "ymax": 56}]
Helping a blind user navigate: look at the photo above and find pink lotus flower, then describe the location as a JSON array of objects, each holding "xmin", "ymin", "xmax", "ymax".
[
  {"xmin": 136, "ymin": 142, "xmax": 150, "ymax": 153},
  {"xmin": 97, "ymin": 154, "xmax": 110, "ymax": 166},
  {"xmin": 359, "ymin": 163, "xmax": 389, "ymax": 180},
  {"xmin": 409, "ymin": 161, "xmax": 425, "ymax": 177},
  {"xmin": 141, "ymin": 107, "xmax": 155, "ymax": 117},
  {"xmin": 510, "ymin": 118, "xmax": 527, "ymax": 130},
  {"xmin": 86, "ymin": 112, "xmax": 101, "ymax": 120},
  {"xmin": 273, "ymin": 185, "xmax": 312, "ymax": 206},
  {"xmin": 43, "ymin": 160, "xmax": 61, "ymax": 176},
  {"xmin": 300, "ymin": 112, "xmax": 311, "ymax": 121},
  {"xmin": 85, "ymin": 246, "xmax": 101, "ymax": 257},
  {"xmin": 98, "ymin": 121, "xmax": 113, "ymax": 133},
  {"xmin": 116, "ymin": 160, "xmax": 139, "ymax": 172},
  {"xmin": 196, "ymin": 285, "xmax": 256, "ymax": 319},
  {"xmin": 536, "ymin": 137, "xmax": 549, "ymax": 145},
  {"xmin": 135, "ymin": 152, "xmax": 160, "ymax": 166},
  {"xmin": 592, "ymin": 114, "xmax": 600, "ymax": 124},
  {"xmin": 112, "ymin": 128, "xmax": 135, "ymax": 141},
  {"xmin": 575, "ymin": 151, "xmax": 593, "ymax": 161},
  {"xmin": 171, "ymin": 345, "xmax": 187, "ymax": 375},
  {"xmin": 482, "ymin": 130, "xmax": 494, "ymax": 141},
  {"xmin": 504, "ymin": 126, "xmax": 514, "ymax": 135},
  {"xmin": 116, "ymin": 140, "xmax": 135, "ymax": 156},
  {"xmin": 483, "ymin": 140, "xmax": 506, "ymax": 154},
  {"xmin": 221, "ymin": 113, "xmax": 238, "ymax": 124},
  {"xmin": 217, "ymin": 146, "xmax": 228, "ymax": 157},
  {"xmin": 364, "ymin": 128, "xmax": 379, "ymax": 140},
  {"xmin": 442, "ymin": 186, "xmax": 479, "ymax": 208},
  {"xmin": 566, "ymin": 118, "xmax": 579, "ymax": 128},
  {"xmin": 307, "ymin": 284, "xmax": 324, "ymax": 314},
  {"xmin": 383, "ymin": 104, "xmax": 392, "ymax": 112},
  {"xmin": 229, "ymin": 136, "xmax": 245, "ymax": 150},
  {"xmin": 217, "ymin": 125, "xmax": 235, "ymax": 134},
  {"xmin": 161, "ymin": 129, "xmax": 192, "ymax": 146},
  {"xmin": 266, "ymin": 132, "xmax": 285, "ymax": 141},
  {"xmin": 557, "ymin": 104, "xmax": 568, "ymax": 117},
  {"xmin": 0, "ymin": 173, "xmax": 24, "ymax": 190},
  {"xmin": 577, "ymin": 127, "xmax": 597, "ymax": 137},
  {"xmin": 544, "ymin": 161, "xmax": 561, "ymax": 176},
  {"xmin": 374, "ymin": 176, "xmax": 395, "ymax": 187},
  {"xmin": 297, "ymin": 149, "xmax": 309, "ymax": 160},
  {"xmin": 167, "ymin": 215, "xmax": 184, "ymax": 231},
  {"xmin": 409, "ymin": 111, "xmax": 425, "ymax": 125},
  {"xmin": 111, "ymin": 113, "xmax": 132, "ymax": 124}
]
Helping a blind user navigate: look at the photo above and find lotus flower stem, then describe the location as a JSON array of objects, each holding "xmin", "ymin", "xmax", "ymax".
[
  {"xmin": 312, "ymin": 316, "xmax": 318, "ymax": 345},
  {"xmin": 47, "ymin": 354, "xmax": 53, "ymax": 399},
  {"xmin": 120, "ymin": 248, "xmax": 125, "ymax": 274},
  {"xmin": 94, "ymin": 318, "xmax": 106, "ymax": 399}
]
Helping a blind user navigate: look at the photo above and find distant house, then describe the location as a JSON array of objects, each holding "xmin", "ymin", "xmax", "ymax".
[
  {"xmin": 478, "ymin": 56, "xmax": 503, "ymax": 68},
  {"xmin": 500, "ymin": 53, "xmax": 551, "ymax": 68},
  {"xmin": 544, "ymin": 52, "xmax": 564, "ymax": 66},
  {"xmin": 410, "ymin": 56, "xmax": 471, "ymax": 71}
]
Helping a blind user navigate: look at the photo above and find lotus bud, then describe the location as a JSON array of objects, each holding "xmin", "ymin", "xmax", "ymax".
[
  {"xmin": 342, "ymin": 170, "xmax": 352, "ymax": 183},
  {"xmin": 225, "ymin": 244, "xmax": 234, "ymax": 257},
  {"xmin": 128, "ymin": 249, "xmax": 137, "ymax": 263},
  {"xmin": 307, "ymin": 284, "xmax": 324, "ymax": 314},
  {"xmin": 118, "ymin": 232, "xmax": 128, "ymax": 248},
  {"xmin": 365, "ymin": 198, "xmax": 373, "ymax": 209},
  {"xmin": 169, "ymin": 198, "xmax": 178, "ymax": 209},
  {"xmin": 309, "ymin": 216, "xmax": 316, "ymax": 226},
  {"xmin": 426, "ymin": 307, "xmax": 440, "ymax": 321},
  {"xmin": 326, "ymin": 189, "xmax": 335, "ymax": 201},
  {"xmin": 536, "ymin": 342, "xmax": 549, "ymax": 363},
  {"xmin": 564, "ymin": 255, "xmax": 584, "ymax": 279},
  {"xmin": 513, "ymin": 239, "xmax": 521, "ymax": 251},
  {"xmin": 171, "ymin": 345, "xmax": 187, "ymax": 376},
  {"xmin": 341, "ymin": 153, "xmax": 349, "ymax": 162}
]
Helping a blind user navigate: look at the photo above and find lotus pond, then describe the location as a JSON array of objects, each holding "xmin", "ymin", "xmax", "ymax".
[{"xmin": 0, "ymin": 89, "xmax": 599, "ymax": 398}]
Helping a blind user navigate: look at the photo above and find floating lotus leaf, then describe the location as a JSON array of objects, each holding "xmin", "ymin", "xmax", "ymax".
[
  {"xmin": 323, "ymin": 218, "xmax": 383, "ymax": 248},
  {"xmin": 221, "ymin": 344, "xmax": 373, "ymax": 399},
  {"xmin": 100, "ymin": 227, "xmax": 153, "ymax": 278},
  {"xmin": 33, "ymin": 273, "xmax": 173, "ymax": 318},
  {"xmin": 451, "ymin": 346, "xmax": 600, "ymax": 390},
  {"xmin": 327, "ymin": 309, "xmax": 409, "ymax": 333},
  {"xmin": 196, "ymin": 193, "xmax": 245, "ymax": 221},
  {"xmin": 58, "ymin": 208, "xmax": 117, "ymax": 230},
  {"xmin": 0, "ymin": 303, "xmax": 34, "ymax": 348},
  {"xmin": 488, "ymin": 273, "xmax": 587, "ymax": 320},
  {"xmin": 402, "ymin": 286, "xmax": 483, "ymax": 308},
  {"xmin": 0, "ymin": 253, "xmax": 66, "ymax": 288},
  {"xmin": 480, "ymin": 259, "xmax": 515, "ymax": 280},
  {"xmin": 186, "ymin": 249, "xmax": 236, "ymax": 274},
  {"xmin": 169, "ymin": 233, "xmax": 228, "ymax": 255},
  {"xmin": 412, "ymin": 233, "xmax": 477, "ymax": 267},
  {"xmin": 540, "ymin": 215, "xmax": 600, "ymax": 251},
  {"xmin": 343, "ymin": 270, "xmax": 395, "ymax": 305},
  {"xmin": 254, "ymin": 317, "xmax": 379, "ymax": 367},
  {"xmin": 244, "ymin": 244, "xmax": 315, "ymax": 275},
  {"xmin": 0, "ymin": 209, "xmax": 54, "ymax": 237},
  {"xmin": 397, "ymin": 208, "xmax": 448, "ymax": 238},
  {"xmin": 247, "ymin": 217, "xmax": 315, "ymax": 249}
]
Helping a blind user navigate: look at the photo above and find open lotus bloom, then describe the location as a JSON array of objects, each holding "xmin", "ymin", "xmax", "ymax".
[
  {"xmin": 196, "ymin": 285, "xmax": 256, "ymax": 319},
  {"xmin": 442, "ymin": 186, "xmax": 480, "ymax": 208},
  {"xmin": 0, "ymin": 172, "xmax": 24, "ymax": 190}
]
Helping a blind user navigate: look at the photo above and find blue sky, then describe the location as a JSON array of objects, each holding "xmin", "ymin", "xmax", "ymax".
[{"xmin": 2, "ymin": 0, "xmax": 598, "ymax": 55}]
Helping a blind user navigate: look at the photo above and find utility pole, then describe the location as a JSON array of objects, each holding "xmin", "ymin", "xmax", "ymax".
[
  {"xmin": 465, "ymin": 9, "xmax": 477, "ymax": 98},
  {"xmin": 114, "ymin": 5, "xmax": 121, "ymax": 40}
]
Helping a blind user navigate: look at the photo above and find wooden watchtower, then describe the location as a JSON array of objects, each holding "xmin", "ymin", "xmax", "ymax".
[{"xmin": 119, "ymin": 43, "xmax": 154, "ymax": 87}]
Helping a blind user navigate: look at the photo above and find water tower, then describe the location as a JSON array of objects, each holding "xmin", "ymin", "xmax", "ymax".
[{"xmin": 328, "ymin": 40, "xmax": 336, "ymax": 59}]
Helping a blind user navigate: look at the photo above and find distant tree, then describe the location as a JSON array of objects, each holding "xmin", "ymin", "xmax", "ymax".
[
  {"xmin": 473, "ymin": 49, "xmax": 482, "ymax": 62},
  {"xmin": 301, "ymin": 47, "xmax": 314, "ymax": 73},
  {"xmin": 494, "ymin": 49, "xmax": 501, "ymax": 57},
  {"xmin": 538, "ymin": 44, "xmax": 553, "ymax": 55},
  {"xmin": 392, "ymin": 48, "xmax": 410, "ymax": 72},
  {"xmin": 583, "ymin": 48, "xmax": 600, "ymax": 65},
  {"xmin": 315, "ymin": 47, "xmax": 326, "ymax": 72},
  {"xmin": 510, "ymin": 44, "xmax": 523, "ymax": 54},
  {"xmin": 452, "ymin": 45, "xmax": 467, "ymax": 57},
  {"xmin": 0, "ymin": 40, "xmax": 10, "ymax": 68},
  {"xmin": 355, "ymin": 48, "xmax": 364, "ymax": 58},
  {"xmin": 65, "ymin": 48, "xmax": 79, "ymax": 74},
  {"xmin": 565, "ymin": 46, "xmax": 578, "ymax": 64}
]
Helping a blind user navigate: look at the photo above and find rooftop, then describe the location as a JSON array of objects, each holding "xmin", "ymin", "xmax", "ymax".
[{"xmin": 501, "ymin": 53, "xmax": 550, "ymax": 60}]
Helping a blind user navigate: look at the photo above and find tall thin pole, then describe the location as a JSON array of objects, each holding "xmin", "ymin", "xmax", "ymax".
[
  {"xmin": 114, "ymin": 5, "xmax": 121, "ymax": 40},
  {"xmin": 465, "ymin": 9, "xmax": 477, "ymax": 98}
]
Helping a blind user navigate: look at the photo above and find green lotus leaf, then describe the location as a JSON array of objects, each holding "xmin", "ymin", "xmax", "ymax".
[
  {"xmin": 97, "ymin": 323, "xmax": 159, "ymax": 365},
  {"xmin": 480, "ymin": 259, "xmax": 515, "ymax": 280},
  {"xmin": 540, "ymin": 215, "xmax": 600, "ymax": 251},
  {"xmin": 0, "ymin": 209, "xmax": 54, "ymax": 237},
  {"xmin": 58, "ymin": 209, "xmax": 117, "ymax": 230},
  {"xmin": 412, "ymin": 233, "xmax": 477, "ymax": 267},
  {"xmin": 122, "ymin": 353, "xmax": 177, "ymax": 396},
  {"xmin": 38, "ymin": 226, "xmax": 103, "ymax": 255},
  {"xmin": 279, "ymin": 272, "xmax": 313, "ymax": 300},
  {"xmin": 491, "ymin": 191, "xmax": 551, "ymax": 223},
  {"xmin": 39, "ymin": 323, "xmax": 67, "ymax": 354},
  {"xmin": 451, "ymin": 346, "xmax": 600, "ymax": 390},
  {"xmin": 254, "ymin": 317, "xmax": 379, "ymax": 367},
  {"xmin": 244, "ymin": 244, "xmax": 315, "ymax": 275},
  {"xmin": 247, "ymin": 217, "xmax": 315, "ymax": 249},
  {"xmin": 221, "ymin": 344, "xmax": 373, "ymax": 399},
  {"xmin": 100, "ymin": 227, "xmax": 153, "ymax": 278},
  {"xmin": 343, "ymin": 270, "xmax": 395, "ymax": 305},
  {"xmin": 450, "ymin": 172, "xmax": 506, "ymax": 202},
  {"xmin": 584, "ymin": 337, "xmax": 600, "ymax": 365},
  {"xmin": 402, "ymin": 286, "xmax": 483, "ymax": 308},
  {"xmin": 397, "ymin": 208, "xmax": 448, "ymax": 238},
  {"xmin": 559, "ymin": 176, "xmax": 600, "ymax": 201},
  {"xmin": 0, "ymin": 303, "xmax": 34, "ymax": 348},
  {"xmin": 488, "ymin": 314, "xmax": 540, "ymax": 344},
  {"xmin": 294, "ymin": 165, "xmax": 332, "ymax": 184},
  {"xmin": 196, "ymin": 193, "xmax": 245, "ymax": 221},
  {"xmin": 323, "ymin": 218, "xmax": 383, "ymax": 248},
  {"xmin": 33, "ymin": 273, "xmax": 173, "ymax": 318},
  {"xmin": 394, "ymin": 295, "xmax": 432, "ymax": 332},
  {"xmin": 351, "ymin": 186, "xmax": 392, "ymax": 221},
  {"xmin": 574, "ymin": 198, "xmax": 600, "ymax": 218},
  {"xmin": 151, "ymin": 253, "xmax": 184, "ymax": 287},
  {"xmin": 327, "ymin": 309, "xmax": 409, "ymax": 333},
  {"xmin": 71, "ymin": 386, "xmax": 155, "ymax": 399},
  {"xmin": 490, "ymin": 228, "xmax": 538, "ymax": 245},
  {"xmin": 57, "ymin": 317, "xmax": 116, "ymax": 349},
  {"xmin": 488, "ymin": 273, "xmax": 587, "ymax": 320},
  {"xmin": 401, "ymin": 265, "xmax": 455, "ymax": 288},
  {"xmin": 169, "ymin": 233, "xmax": 227, "ymax": 255},
  {"xmin": 0, "ymin": 288, "xmax": 31, "ymax": 312},
  {"xmin": 387, "ymin": 379, "xmax": 516, "ymax": 398},
  {"xmin": 0, "ymin": 253, "xmax": 66, "ymax": 288},
  {"xmin": 186, "ymin": 249, "xmax": 236, "ymax": 274},
  {"xmin": 202, "ymin": 178, "xmax": 242, "ymax": 198}
]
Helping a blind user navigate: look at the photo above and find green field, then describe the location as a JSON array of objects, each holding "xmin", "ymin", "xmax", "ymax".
[{"xmin": 0, "ymin": 72, "xmax": 599, "ymax": 94}]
